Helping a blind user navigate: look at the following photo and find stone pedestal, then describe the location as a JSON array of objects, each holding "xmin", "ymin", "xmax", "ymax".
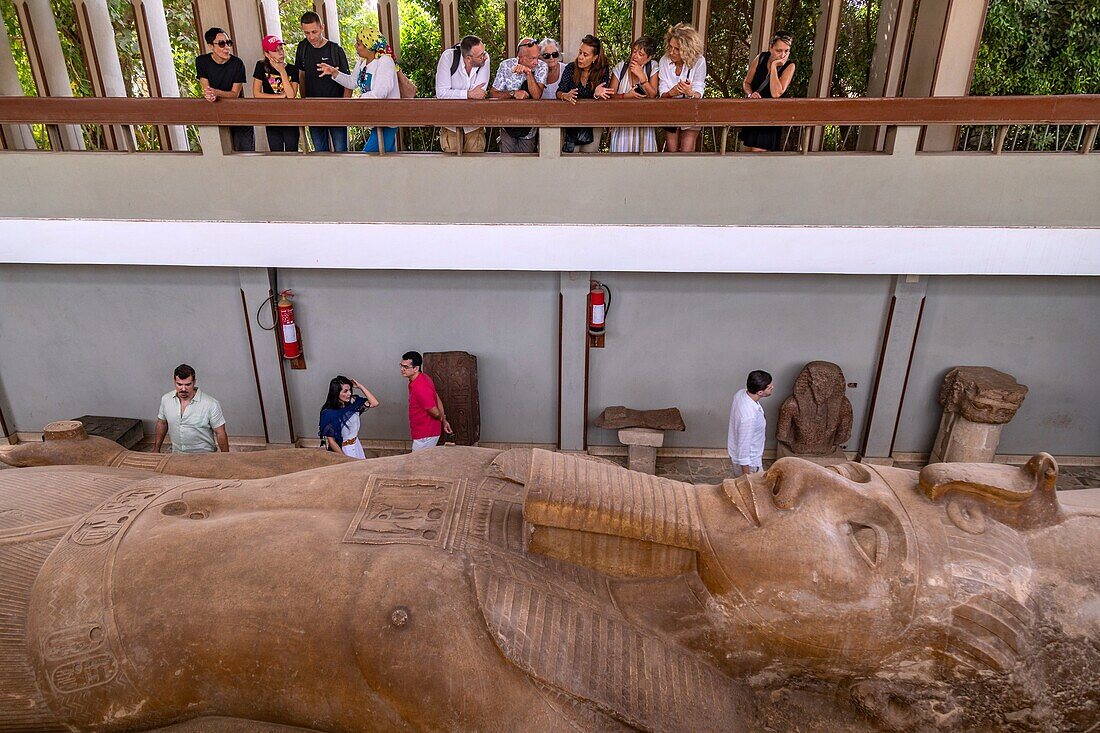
[
  {"xmin": 618, "ymin": 428, "xmax": 663, "ymax": 474},
  {"xmin": 930, "ymin": 366, "xmax": 1027, "ymax": 464},
  {"xmin": 776, "ymin": 441, "xmax": 847, "ymax": 467},
  {"xmin": 931, "ymin": 413, "xmax": 1004, "ymax": 464}
]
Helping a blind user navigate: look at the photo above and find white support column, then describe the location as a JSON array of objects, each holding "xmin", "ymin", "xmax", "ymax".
[
  {"xmin": 13, "ymin": 0, "xmax": 85, "ymax": 150},
  {"xmin": 0, "ymin": 18, "xmax": 36, "ymax": 149},
  {"xmin": 692, "ymin": 0, "xmax": 711, "ymax": 48},
  {"xmin": 748, "ymin": 0, "xmax": 776, "ymax": 58},
  {"xmin": 440, "ymin": 0, "xmax": 459, "ymax": 49},
  {"xmin": 630, "ymin": 0, "xmax": 643, "ymax": 46},
  {"xmin": 258, "ymin": 0, "xmax": 281, "ymax": 38},
  {"xmin": 73, "ymin": 0, "xmax": 134, "ymax": 150},
  {"xmin": 902, "ymin": 0, "xmax": 989, "ymax": 151},
  {"xmin": 559, "ymin": 271, "xmax": 590, "ymax": 452},
  {"xmin": 376, "ymin": 0, "xmax": 401, "ymax": 58},
  {"xmin": 561, "ymin": 0, "xmax": 597, "ymax": 60},
  {"xmin": 805, "ymin": 0, "xmax": 842, "ymax": 151},
  {"xmin": 314, "ymin": 0, "xmax": 340, "ymax": 43},
  {"xmin": 505, "ymin": 0, "xmax": 518, "ymax": 58},
  {"xmin": 856, "ymin": 0, "xmax": 916, "ymax": 151},
  {"xmin": 131, "ymin": 0, "xmax": 189, "ymax": 150}
]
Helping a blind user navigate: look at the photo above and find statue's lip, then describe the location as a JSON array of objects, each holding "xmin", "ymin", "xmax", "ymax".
[{"xmin": 0, "ymin": 443, "xmax": 16, "ymax": 466}]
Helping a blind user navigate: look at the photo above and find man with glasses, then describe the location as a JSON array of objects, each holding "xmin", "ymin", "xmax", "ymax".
[
  {"xmin": 196, "ymin": 27, "xmax": 253, "ymax": 151},
  {"xmin": 489, "ymin": 37, "xmax": 547, "ymax": 152},
  {"xmin": 434, "ymin": 34, "xmax": 491, "ymax": 153},
  {"xmin": 401, "ymin": 351, "xmax": 451, "ymax": 451}
]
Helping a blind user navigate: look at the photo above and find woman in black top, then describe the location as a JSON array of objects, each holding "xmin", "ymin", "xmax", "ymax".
[
  {"xmin": 556, "ymin": 34, "xmax": 612, "ymax": 153},
  {"xmin": 252, "ymin": 35, "xmax": 300, "ymax": 152},
  {"xmin": 738, "ymin": 31, "xmax": 796, "ymax": 152}
]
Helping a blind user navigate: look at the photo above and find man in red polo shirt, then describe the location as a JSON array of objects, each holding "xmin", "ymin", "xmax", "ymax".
[{"xmin": 401, "ymin": 351, "xmax": 452, "ymax": 451}]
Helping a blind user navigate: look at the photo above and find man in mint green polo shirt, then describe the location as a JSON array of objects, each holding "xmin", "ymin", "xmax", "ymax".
[{"xmin": 154, "ymin": 364, "xmax": 229, "ymax": 453}]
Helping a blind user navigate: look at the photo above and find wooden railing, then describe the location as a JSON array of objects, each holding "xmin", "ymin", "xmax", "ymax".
[{"xmin": 1, "ymin": 95, "xmax": 1097, "ymax": 153}]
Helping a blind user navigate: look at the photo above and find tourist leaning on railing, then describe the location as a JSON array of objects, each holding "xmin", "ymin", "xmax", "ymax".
[
  {"xmin": 320, "ymin": 28, "xmax": 400, "ymax": 154},
  {"xmin": 538, "ymin": 39, "xmax": 564, "ymax": 100},
  {"xmin": 251, "ymin": 35, "xmax": 300, "ymax": 152},
  {"xmin": 739, "ymin": 31, "xmax": 796, "ymax": 152},
  {"xmin": 490, "ymin": 38, "xmax": 548, "ymax": 153},
  {"xmin": 556, "ymin": 34, "xmax": 612, "ymax": 153},
  {"xmin": 658, "ymin": 23, "xmax": 706, "ymax": 153},
  {"xmin": 196, "ymin": 27, "xmax": 254, "ymax": 152},
  {"xmin": 609, "ymin": 36, "xmax": 659, "ymax": 153},
  {"xmin": 435, "ymin": 35, "xmax": 492, "ymax": 153}
]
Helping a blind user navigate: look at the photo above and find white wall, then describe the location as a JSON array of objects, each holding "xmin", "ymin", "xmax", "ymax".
[
  {"xmin": 894, "ymin": 276, "xmax": 1100, "ymax": 456},
  {"xmin": 586, "ymin": 273, "xmax": 893, "ymax": 449},
  {"xmin": 276, "ymin": 269, "xmax": 560, "ymax": 444},
  {"xmin": 0, "ymin": 265, "xmax": 264, "ymax": 436}
]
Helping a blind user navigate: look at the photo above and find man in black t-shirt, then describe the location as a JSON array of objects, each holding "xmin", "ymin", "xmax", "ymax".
[
  {"xmin": 294, "ymin": 12, "xmax": 351, "ymax": 152},
  {"xmin": 195, "ymin": 27, "xmax": 254, "ymax": 152}
]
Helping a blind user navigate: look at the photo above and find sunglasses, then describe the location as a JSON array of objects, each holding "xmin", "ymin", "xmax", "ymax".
[
  {"xmin": 540, "ymin": 51, "xmax": 560, "ymax": 59},
  {"xmin": 212, "ymin": 39, "xmax": 234, "ymax": 48},
  {"xmin": 518, "ymin": 40, "xmax": 538, "ymax": 49}
]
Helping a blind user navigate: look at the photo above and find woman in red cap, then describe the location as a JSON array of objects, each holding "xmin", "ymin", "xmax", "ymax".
[{"xmin": 252, "ymin": 35, "xmax": 300, "ymax": 151}]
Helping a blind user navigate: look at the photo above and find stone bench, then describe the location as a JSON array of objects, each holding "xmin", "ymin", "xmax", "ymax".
[{"xmin": 595, "ymin": 407, "xmax": 686, "ymax": 475}]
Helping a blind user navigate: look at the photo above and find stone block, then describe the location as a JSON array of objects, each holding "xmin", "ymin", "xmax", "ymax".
[
  {"xmin": 777, "ymin": 441, "xmax": 847, "ymax": 467},
  {"xmin": 617, "ymin": 428, "xmax": 665, "ymax": 448},
  {"xmin": 627, "ymin": 444, "xmax": 657, "ymax": 474}
]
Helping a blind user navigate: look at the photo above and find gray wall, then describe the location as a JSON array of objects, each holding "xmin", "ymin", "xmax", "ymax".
[
  {"xmin": 587, "ymin": 273, "xmax": 893, "ymax": 449},
  {"xmin": 0, "ymin": 265, "xmax": 264, "ymax": 436},
  {"xmin": 894, "ymin": 276, "xmax": 1100, "ymax": 456},
  {"xmin": 1, "ymin": 265, "xmax": 1097, "ymax": 457},
  {"xmin": 276, "ymin": 270, "xmax": 560, "ymax": 444}
]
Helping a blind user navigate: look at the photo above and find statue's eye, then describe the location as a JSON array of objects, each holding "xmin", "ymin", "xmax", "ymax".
[{"xmin": 848, "ymin": 522, "xmax": 885, "ymax": 567}]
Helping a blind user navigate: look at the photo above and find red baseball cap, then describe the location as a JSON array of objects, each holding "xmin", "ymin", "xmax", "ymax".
[{"xmin": 262, "ymin": 35, "xmax": 285, "ymax": 52}]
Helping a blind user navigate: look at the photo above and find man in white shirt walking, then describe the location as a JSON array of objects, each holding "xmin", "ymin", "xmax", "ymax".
[
  {"xmin": 154, "ymin": 364, "xmax": 229, "ymax": 453},
  {"xmin": 727, "ymin": 370, "xmax": 773, "ymax": 476},
  {"xmin": 435, "ymin": 35, "xmax": 491, "ymax": 153}
]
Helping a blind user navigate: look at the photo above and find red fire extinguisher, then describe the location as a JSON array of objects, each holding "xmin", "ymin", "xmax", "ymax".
[
  {"xmin": 588, "ymin": 280, "xmax": 610, "ymax": 336},
  {"xmin": 277, "ymin": 290, "xmax": 301, "ymax": 359}
]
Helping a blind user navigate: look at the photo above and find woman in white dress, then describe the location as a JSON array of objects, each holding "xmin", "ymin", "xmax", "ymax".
[
  {"xmin": 609, "ymin": 36, "xmax": 659, "ymax": 153},
  {"xmin": 658, "ymin": 23, "xmax": 706, "ymax": 152},
  {"xmin": 318, "ymin": 375, "xmax": 380, "ymax": 459}
]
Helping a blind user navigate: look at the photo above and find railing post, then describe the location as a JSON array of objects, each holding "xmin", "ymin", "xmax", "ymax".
[
  {"xmin": 1080, "ymin": 125, "xmax": 1098, "ymax": 155},
  {"xmin": 884, "ymin": 125, "xmax": 920, "ymax": 156},
  {"xmin": 198, "ymin": 125, "xmax": 229, "ymax": 156},
  {"xmin": 539, "ymin": 127, "xmax": 561, "ymax": 159}
]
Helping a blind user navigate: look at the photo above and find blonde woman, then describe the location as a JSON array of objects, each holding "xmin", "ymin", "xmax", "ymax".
[{"xmin": 658, "ymin": 23, "xmax": 706, "ymax": 153}]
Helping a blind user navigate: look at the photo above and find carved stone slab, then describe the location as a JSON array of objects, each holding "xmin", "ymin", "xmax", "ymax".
[
  {"xmin": 69, "ymin": 416, "xmax": 144, "ymax": 449},
  {"xmin": 595, "ymin": 407, "xmax": 685, "ymax": 432},
  {"xmin": 423, "ymin": 351, "xmax": 480, "ymax": 446}
]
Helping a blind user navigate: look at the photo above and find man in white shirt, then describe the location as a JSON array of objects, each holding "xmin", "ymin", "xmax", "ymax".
[
  {"xmin": 727, "ymin": 370, "xmax": 773, "ymax": 476},
  {"xmin": 154, "ymin": 364, "xmax": 229, "ymax": 453},
  {"xmin": 490, "ymin": 37, "xmax": 547, "ymax": 152},
  {"xmin": 434, "ymin": 34, "xmax": 491, "ymax": 153}
]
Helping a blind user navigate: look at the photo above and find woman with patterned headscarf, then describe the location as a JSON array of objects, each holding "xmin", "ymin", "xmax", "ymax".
[{"xmin": 318, "ymin": 27, "xmax": 400, "ymax": 153}]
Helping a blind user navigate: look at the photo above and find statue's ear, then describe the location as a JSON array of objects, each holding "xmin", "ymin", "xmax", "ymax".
[{"xmin": 919, "ymin": 453, "xmax": 1062, "ymax": 530}]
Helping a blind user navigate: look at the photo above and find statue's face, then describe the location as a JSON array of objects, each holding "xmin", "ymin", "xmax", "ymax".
[{"xmin": 701, "ymin": 458, "xmax": 919, "ymax": 667}]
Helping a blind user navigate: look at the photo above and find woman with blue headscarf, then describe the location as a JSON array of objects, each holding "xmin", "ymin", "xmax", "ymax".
[
  {"xmin": 318, "ymin": 27, "xmax": 400, "ymax": 153},
  {"xmin": 318, "ymin": 375, "xmax": 380, "ymax": 458}
]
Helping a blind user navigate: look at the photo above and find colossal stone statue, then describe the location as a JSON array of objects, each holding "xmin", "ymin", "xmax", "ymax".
[
  {"xmin": 1, "ymin": 427, "xmax": 1097, "ymax": 732},
  {"xmin": 776, "ymin": 361, "xmax": 853, "ymax": 464}
]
